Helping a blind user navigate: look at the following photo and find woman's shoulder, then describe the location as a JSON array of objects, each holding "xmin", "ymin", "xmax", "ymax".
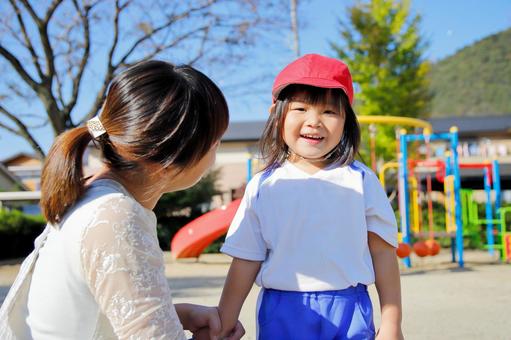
[{"xmin": 62, "ymin": 179, "xmax": 154, "ymax": 229}]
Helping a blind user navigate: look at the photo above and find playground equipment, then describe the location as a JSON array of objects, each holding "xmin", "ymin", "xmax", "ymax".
[
  {"xmin": 384, "ymin": 155, "xmax": 505, "ymax": 266},
  {"xmin": 363, "ymin": 116, "xmax": 433, "ymax": 260},
  {"xmin": 399, "ymin": 127, "xmax": 464, "ymax": 267},
  {"xmin": 498, "ymin": 207, "xmax": 511, "ymax": 262},
  {"xmin": 358, "ymin": 115, "xmax": 432, "ymax": 171},
  {"xmin": 458, "ymin": 161, "xmax": 502, "ymax": 255},
  {"xmin": 380, "ymin": 159, "xmax": 448, "ymax": 259},
  {"xmin": 171, "ymin": 199, "xmax": 241, "ymax": 259}
]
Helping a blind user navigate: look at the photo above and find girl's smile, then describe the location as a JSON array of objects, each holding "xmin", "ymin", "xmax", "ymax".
[
  {"xmin": 300, "ymin": 133, "xmax": 324, "ymax": 145},
  {"xmin": 283, "ymin": 94, "xmax": 345, "ymax": 169}
]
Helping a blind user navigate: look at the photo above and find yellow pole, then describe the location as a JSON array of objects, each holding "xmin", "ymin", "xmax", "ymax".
[
  {"xmin": 410, "ymin": 177, "xmax": 420, "ymax": 234},
  {"xmin": 379, "ymin": 162, "xmax": 399, "ymax": 188},
  {"xmin": 357, "ymin": 115, "xmax": 433, "ymax": 131}
]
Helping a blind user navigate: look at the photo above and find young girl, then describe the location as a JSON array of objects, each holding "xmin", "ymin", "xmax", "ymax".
[
  {"xmin": 218, "ymin": 54, "xmax": 403, "ymax": 339},
  {"xmin": 0, "ymin": 60, "xmax": 244, "ymax": 340}
]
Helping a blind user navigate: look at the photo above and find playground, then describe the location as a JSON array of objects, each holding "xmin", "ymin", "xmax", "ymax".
[
  {"xmin": 172, "ymin": 115, "xmax": 511, "ymax": 270},
  {"xmin": 173, "ymin": 252, "xmax": 511, "ymax": 340},
  {"xmin": 162, "ymin": 115, "xmax": 511, "ymax": 338},
  {"xmin": 1, "ymin": 115, "xmax": 509, "ymax": 339},
  {"xmin": 1, "ymin": 249, "xmax": 510, "ymax": 339}
]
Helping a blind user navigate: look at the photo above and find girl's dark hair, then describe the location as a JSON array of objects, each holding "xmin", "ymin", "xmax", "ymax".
[
  {"xmin": 260, "ymin": 84, "xmax": 360, "ymax": 170},
  {"xmin": 41, "ymin": 60, "xmax": 229, "ymax": 224}
]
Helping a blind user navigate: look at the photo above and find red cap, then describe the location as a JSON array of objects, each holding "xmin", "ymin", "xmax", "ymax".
[{"xmin": 272, "ymin": 54, "xmax": 354, "ymax": 104}]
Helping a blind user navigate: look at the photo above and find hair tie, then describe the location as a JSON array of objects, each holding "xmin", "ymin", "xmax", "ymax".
[{"xmin": 86, "ymin": 116, "xmax": 107, "ymax": 138}]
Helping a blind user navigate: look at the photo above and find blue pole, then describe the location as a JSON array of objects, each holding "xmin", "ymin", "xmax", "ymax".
[
  {"xmin": 450, "ymin": 127, "xmax": 464, "ymax": 268},
  {"xmin": 247, "ymin": 157, "xmax": 253, "ymax": 182},
  {"xmin": 399, "ymin": 131, "xmax": 411, "ymax": 268},
  {"xmin": 484, "ymin": 166, "xmax": 494, "ymax": 255},
  {"xmin": 493, "ymin": 160, "xmax": 501, "ymax": 221},
  {"xmin": 445, "ymin": 153, "xmax": 456, "ymax": 263}
]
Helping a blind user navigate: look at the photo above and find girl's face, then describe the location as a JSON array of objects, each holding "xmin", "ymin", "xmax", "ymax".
[{"xmin": 282, "ymin": 92, "xmax": 345, "ymax": 168}]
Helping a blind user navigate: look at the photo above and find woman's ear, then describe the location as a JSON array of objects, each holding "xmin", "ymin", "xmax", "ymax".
[{"xmin": 268, "ymin": 104, "xmax": 276, "ymax": 114}]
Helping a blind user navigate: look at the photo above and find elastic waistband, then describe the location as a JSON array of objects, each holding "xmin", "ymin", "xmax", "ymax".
[{"xmin": 265, "ymin": 283, "xmax": 367, "ymax": 297}]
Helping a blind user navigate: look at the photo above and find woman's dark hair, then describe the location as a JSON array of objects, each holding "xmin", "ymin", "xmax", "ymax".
[
  {"xmin": 41, "ymin": 60, "xmax": 229, "ymax": 224},
  {"xmin": 259, "ymin": 84, "xmax": 360, "ymax": 170}
]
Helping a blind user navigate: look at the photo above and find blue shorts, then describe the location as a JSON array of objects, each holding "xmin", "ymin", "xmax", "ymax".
[{"xmin": 257, "ymin": 284, "xmax": 375, "ymax": 340}]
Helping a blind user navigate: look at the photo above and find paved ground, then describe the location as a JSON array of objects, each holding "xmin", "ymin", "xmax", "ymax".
[{"xmin": 1, "ymin": 250, "xmax": 510, "ymax": 339}]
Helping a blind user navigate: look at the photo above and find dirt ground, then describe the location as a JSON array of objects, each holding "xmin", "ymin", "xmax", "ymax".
[{"xmin": 1, "ymin": 249, "xmax": 510, "ymax": 339}]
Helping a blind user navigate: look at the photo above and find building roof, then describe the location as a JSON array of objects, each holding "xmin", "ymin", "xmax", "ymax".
[
  {"xmin": 1, "ymin": 152, "xmax": 41, "ymax": 166},
  {"xmin": 0, "ymin": 163, "xmax": 28, "ymax": 191},
  {"xmin": 428, "ymin": 116, "xmax": 511, "ymax": 136},
  {"xmin": 222, "ymin": 121, "xmax": 266, "ymax": 142}
]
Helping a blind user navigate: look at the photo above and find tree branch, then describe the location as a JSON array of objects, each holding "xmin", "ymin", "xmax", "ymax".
[
  {"xmin": 63, "ymin": 0, "xmax": 92, "ymax": 125},
  {"xmin": 123, "ymin": 25, "xmax": 210, "ymax": 68},
  {"xmin": 0, "ymin": 122, "xmax": 18, "ymax": 135},
  {"xmin": 19, "ymin": 0, "xmax": 62, "ymax": 81},
  {"xmin": 7, "ymin": 0, "xmax": 44, "ymax": 80},
  {"xmin": 78, "ymin": 0, "xmax": 125, "ymax": 124},
  {"xmin": 0, "ymin": 45, "xmax": 41, "ymax": 92},
  {"xmin": 116, "ymin": 0, "xmax": 217, "ymax": 67},
  {"xmin": 0, "ymin": 105, "xmax": 45, "ymax": 159},
  {"xmin": 44, "ymin": 0, "xmax": 65, "ymax": 23}
]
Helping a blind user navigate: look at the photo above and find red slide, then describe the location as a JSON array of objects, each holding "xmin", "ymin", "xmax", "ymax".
[{"xmin": 170, "ymin": 199, "xmax": 242, "ymax": 259}]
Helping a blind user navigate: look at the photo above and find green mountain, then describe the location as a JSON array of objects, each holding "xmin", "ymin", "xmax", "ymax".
[{"xmin": 429, "ymin": 28, "xmax": 511, "ymax": 117}]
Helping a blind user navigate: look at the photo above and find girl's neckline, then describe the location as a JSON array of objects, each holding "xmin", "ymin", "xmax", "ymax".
[{"xmin": 283, "ymin": 159, "xmax": 340, "ymax": 177}]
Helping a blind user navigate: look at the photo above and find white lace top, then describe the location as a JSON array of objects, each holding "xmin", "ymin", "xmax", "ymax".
[{"xmin": 1, "ymin": 179, "xmax": 186, "ymax": 340}]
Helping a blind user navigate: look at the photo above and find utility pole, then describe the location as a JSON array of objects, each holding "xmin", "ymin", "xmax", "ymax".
[{"xmin": 290, "ymin": 0, "xmax": 300, "ymax": 57}]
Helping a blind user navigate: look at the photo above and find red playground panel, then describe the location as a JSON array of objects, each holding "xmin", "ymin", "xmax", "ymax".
[{"xmin": 171, "ymin": 199, "xmax": 242, "ymax": 259}]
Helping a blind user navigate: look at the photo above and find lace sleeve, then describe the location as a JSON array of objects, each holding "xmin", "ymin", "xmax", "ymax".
[{"xmin": 80, "ymin": 195, "xmax": 186, "ymax": 340}]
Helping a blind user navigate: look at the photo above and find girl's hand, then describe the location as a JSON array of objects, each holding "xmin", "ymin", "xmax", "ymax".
[
  {"xmin": 192, "ymin": 320, "xmax": 245, "ymax": 340},
  {"xmin": 376, "ymin": 324, "xmax": 404, "ymax": 340},
  {"xmin": 222, "ymin": 320, "xmax": 245, "ymax": 340},
  {"xmin": 184, "ymin": 305, "xmax": 245, "ymax": 340}
]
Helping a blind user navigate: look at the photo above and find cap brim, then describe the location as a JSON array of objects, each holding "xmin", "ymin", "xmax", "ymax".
[{"xmin": 272, "ymin": 77, "xmax": 350, "ymax": 101}]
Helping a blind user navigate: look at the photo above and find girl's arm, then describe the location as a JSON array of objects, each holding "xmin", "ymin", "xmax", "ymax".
[
  {"xmin": 218, "ymin": 257, "xmax": 262, "ymax": 337},
  {"xmin": 368, "ymin": 231, "xmax": 404, "ymax": 340}
]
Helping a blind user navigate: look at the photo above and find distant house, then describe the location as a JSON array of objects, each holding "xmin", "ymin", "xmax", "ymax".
[
  {"xmin": 428, "ymin": 116, "xmax": 511, "ymax": 190},
  {"xmin": 0, "ymin": 159, "xmax": 38, "ymax": 213},
  {"xmin": 0, "ymin": 162, "xmax": 27, "ymax": 191},
  {"xmin": 1, "ymin": 153, "xmax": 42, "ymax": 191},
  {"xmin": 215, "ymin": 121, "xmax": 266, "ymax": 199}
]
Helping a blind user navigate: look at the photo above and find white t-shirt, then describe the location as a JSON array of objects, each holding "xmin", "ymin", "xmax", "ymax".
[
  {"xmin": 0, "ymin": 179, "xmax": 186, "ymax": 340},
  {"xmin": 221, "ymin": 160, "xmax": 398, "ymax": 292}
]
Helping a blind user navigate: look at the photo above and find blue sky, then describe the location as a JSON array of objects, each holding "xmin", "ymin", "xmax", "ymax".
[
  {"xmin": 224, "ymin": 0, "xmax": 511, "ymax": 122},
  {"xmin": 1, "ymin": 0, "xmax": 511, "ymax": 160}
]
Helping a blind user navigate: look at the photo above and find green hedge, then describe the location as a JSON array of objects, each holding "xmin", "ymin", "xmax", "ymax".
[{"xmin": 0, "ymin": 209, "xmax": 46, "ymax": 259}]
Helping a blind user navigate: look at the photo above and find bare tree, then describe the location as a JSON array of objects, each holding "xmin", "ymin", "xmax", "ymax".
[{"xmin": 0, "ymin": 0, "xmax": 287, "ymax": 158}]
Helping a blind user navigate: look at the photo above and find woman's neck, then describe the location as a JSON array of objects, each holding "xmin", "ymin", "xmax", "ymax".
[{"xmin": 87, "ymin": 167, "xmax": 163, "ymax": 210}]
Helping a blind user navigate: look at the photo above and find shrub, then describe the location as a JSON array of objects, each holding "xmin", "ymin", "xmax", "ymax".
[{"xmin": 0, "ymin": 209, "xmax": 46, "ymax": 259}]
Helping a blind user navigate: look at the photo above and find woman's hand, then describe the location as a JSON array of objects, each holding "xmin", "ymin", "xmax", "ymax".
[{"xmin": 176, "ymin": 304, "xmax": 245, "ymax": 340}]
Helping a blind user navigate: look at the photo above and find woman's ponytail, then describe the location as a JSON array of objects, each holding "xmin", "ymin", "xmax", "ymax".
[
  {"xmin": 40, "ymin": 60, "xmax": 229, "ymax": 224},
  {"xmin": 40, "ymin": 126, "xmax": 92, "ymax": 224}
]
